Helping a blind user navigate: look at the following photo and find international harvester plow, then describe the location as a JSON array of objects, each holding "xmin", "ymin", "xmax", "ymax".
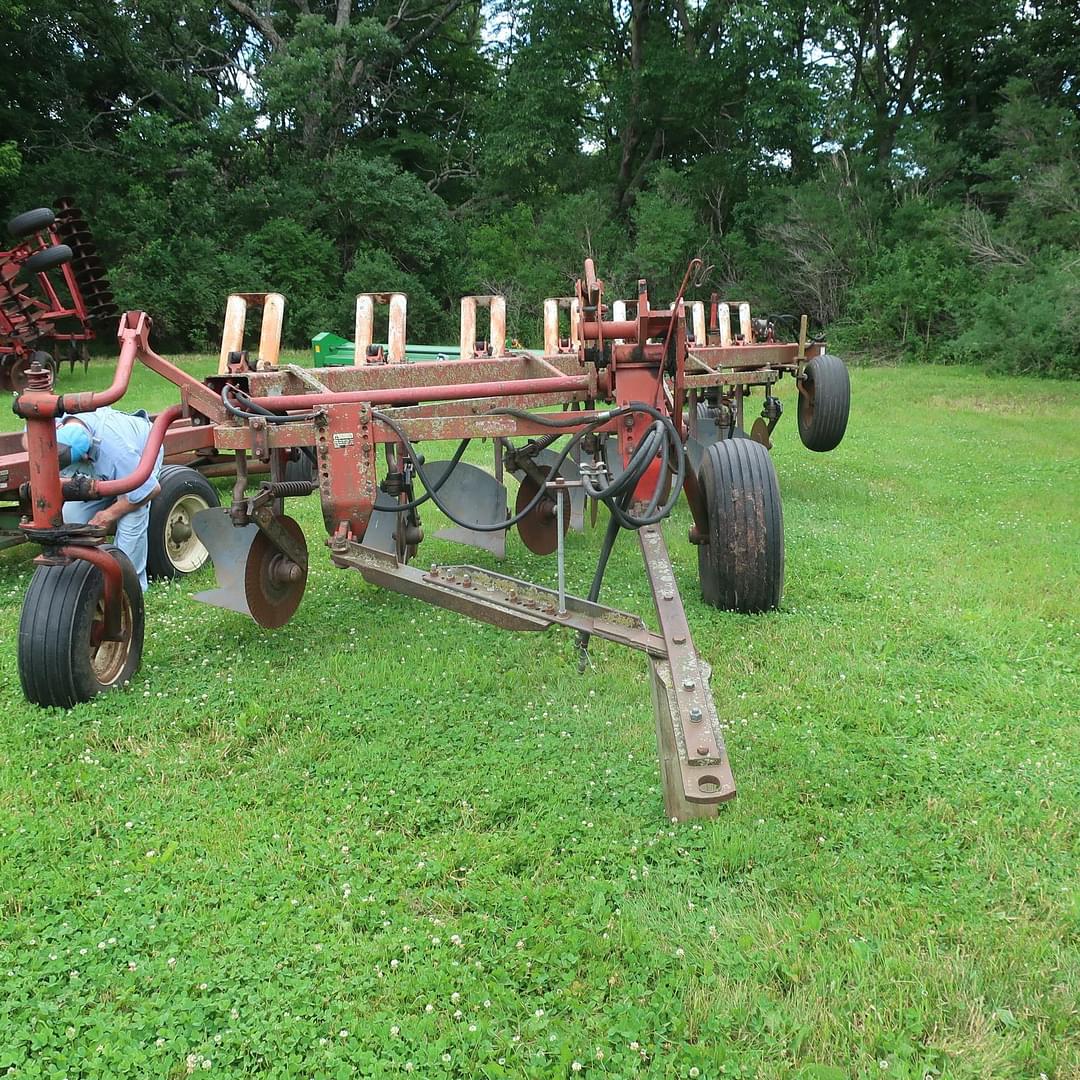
[{"xmin": 10, "ymin": 258, "xmax": 850, "ymax": 821}]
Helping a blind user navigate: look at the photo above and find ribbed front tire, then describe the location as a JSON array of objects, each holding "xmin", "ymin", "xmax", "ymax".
[
  {"xmin": 18, "ymin": 546, "xmax": 144, "ymax": 708},
  {"xmin": 697, "ymin": 438, "xmax": 784, "ymax": 613},
  {"xmin": 798, "ymin": 353, "xmax": 850, "ymax": 452}
]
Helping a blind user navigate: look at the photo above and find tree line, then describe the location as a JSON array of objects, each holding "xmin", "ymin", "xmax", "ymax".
[{"xmin": 1, "ymin": 0, "xmax": 1076, "ymax": 375}]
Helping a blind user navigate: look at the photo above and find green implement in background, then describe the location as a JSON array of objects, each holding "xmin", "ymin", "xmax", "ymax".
[{"xmin": 312, "ymin": 332, "xmax": 461, "ymax": 366}]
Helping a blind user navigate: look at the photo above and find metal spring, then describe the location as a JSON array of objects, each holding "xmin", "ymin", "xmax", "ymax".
[{"xmin": 262, "ymin": 480, "xmax": 317, "ymax": 498}]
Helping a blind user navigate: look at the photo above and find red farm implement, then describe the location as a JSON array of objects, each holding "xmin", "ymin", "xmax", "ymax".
[
  {"xmin": 10, "ymin": 259, "xmax": 850, "ymax": 822},
  {"xmin": 0, "ymin": 201, "xmax": 119, "ymax": 391}
]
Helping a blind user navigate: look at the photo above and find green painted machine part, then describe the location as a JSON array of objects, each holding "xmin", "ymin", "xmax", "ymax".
[{"xmin": 312, "ymin": 332, "xmax": 461, "ymax": 366}]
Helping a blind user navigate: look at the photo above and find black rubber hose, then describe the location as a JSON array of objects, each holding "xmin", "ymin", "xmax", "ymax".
[
  {"xmin": 372, "ymin": 409, "xmax": 583, "ymax": 532},
  {"xmin": 222, "ymin": 384, "xmax": 323, "ymax": 424},
  {"xmin": 575, "ymin": 511, "xmax": 622, "ymax": 670}
]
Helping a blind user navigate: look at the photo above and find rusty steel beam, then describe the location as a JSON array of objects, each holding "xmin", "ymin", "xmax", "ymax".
[
  {"xmin": 638, "ymin": 524, "xmax": 735, "ymax": 818},
  {"xmin": 330, "ymin": 540, "xmax": 668, "ymax": 657}
]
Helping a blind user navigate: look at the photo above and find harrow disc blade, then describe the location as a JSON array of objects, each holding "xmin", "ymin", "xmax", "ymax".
[
  {"xmin": 427, "ymin": 460, "xmax": 508, "ymax": 559},
  {"xmin": 191, "ymin": 508, "xmax": 308, "ymax": 627}
]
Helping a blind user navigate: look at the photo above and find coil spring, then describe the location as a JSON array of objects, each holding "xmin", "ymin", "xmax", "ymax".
[{"xmin": 262, "ymin": 480, "xmax": 317, "ymax": 498}]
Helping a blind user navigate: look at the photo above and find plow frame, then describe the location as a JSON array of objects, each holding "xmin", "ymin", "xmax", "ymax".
[{"xmin": 10, "ymin": 259, "xmax": 837, "ymax": 821}]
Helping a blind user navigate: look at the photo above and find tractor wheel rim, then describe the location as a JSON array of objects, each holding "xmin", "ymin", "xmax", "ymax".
[
  {"xmin": 166, "ymin": 494, "xmax": 211, "ymax": 573},
  {"xmin": 90, "ymin": 592, "xmax": 133, "ymax": 685}
]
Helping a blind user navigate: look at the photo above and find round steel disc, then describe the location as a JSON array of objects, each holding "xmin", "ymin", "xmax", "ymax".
[
  {"xmin": 750, "ymin": 417, "xmax": 773, "ymax": 449},
  {"xmin": 244, "ymin": 515, "xmax": 308, "ymax": 628},
  {"xmin": 515, "ymin": 475, "xmax": 568, "ymax": 556}
]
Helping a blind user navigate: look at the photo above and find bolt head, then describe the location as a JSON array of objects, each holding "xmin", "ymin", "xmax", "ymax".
[{"xmin": 682, "ymin": 678, "xmax": 695, "ymax": 690}]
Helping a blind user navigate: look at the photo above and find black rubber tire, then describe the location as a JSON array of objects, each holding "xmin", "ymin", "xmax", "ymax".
[
  {"xmin": 146, "ymin": 465, "xmax": 220, "ymax": 580},
  {"xmin": 18, "ymin": 545, "xmax": 144, "ymax": 708},
  {"xmin": 284, "ymin": 451, "xmax": 315, "ymax": 484},
  {"xmin": 697, "ymin": 438, "xmax": 784, "ymax": 613},
  {"xmin": 7, "ymin": 208, "xmax": 55, "ymax": 238},
  {"xmin": 798, "ymin": 353, "xmax": 850, "ymax": 452},
  {"xmin": 21, "ymin": 244, "xmax": 73, "ymax": 276}
]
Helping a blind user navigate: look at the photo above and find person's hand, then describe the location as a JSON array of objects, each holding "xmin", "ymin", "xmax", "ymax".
[{"xmin": 89, "ymin": 507, "xmax": 119, "ymax": 530}]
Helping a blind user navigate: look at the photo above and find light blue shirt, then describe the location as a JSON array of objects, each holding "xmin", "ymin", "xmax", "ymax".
[{"xmin": 63, "ymin": 407, "xmax": 163, "ymax": 504}]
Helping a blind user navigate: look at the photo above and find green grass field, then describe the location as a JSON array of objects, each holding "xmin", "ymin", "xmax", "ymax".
[{"xmin": 0, "ymin": 357, "xmax": 1077, "ymax": 1079}]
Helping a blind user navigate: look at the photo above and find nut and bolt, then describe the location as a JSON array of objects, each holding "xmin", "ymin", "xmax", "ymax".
[
  {"xmin": 688, "ymin": 706, "xmax": 703, "ymax": 724},
  {"xmin": 682, "ymin": 678, "xmax": 695, "ymax": 691}
]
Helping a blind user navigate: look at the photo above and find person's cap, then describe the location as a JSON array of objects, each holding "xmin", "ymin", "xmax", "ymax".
[{"xmin": 56, "ymin": 421, "xmax": 92, "ymax": 464}]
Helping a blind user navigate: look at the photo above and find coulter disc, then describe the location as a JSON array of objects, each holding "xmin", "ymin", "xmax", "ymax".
[
  {"xmin": 515, "ymin": 475, "xmax": 569, "ymax": 556},
  {"xmin": 244, "ymin": 515, "xmax": 308, "ymax": 628}
]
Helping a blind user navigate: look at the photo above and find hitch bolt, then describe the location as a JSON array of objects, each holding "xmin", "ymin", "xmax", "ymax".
[{"xmin": 688, "ymin": 706, "xmax": 702, "ymax": 723}]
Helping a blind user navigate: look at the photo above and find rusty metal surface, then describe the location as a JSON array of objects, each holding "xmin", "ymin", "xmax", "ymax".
[
  {"xmin": 330, "ymin": 541, "xmax": 667, "ymax": 655},
  {"xmin": 638, "ymin": 524, "xmax": 735, "ymax": 816},
  {"xmin": 243, "ymin": 514, "xmax": 308, "ymax": 628},
  {"xmin": 514, "ymin": 474, "xmax": 566, "ymax": 556}
]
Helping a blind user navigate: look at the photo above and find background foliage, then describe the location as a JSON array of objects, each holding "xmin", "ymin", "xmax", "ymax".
[{"xmin": 1, "ymin": 0, "xmax": 1077, "ymax": 374}]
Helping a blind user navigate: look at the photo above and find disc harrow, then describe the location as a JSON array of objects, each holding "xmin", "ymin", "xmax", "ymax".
[{"xmin": 0, "ymin": 200, "xmax": 116, "ymax": 390}]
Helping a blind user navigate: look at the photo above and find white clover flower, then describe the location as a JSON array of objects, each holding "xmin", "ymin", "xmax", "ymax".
[{"xmin": 572, "ymin": 1063, "xmax": 582, "ymax": 1073}]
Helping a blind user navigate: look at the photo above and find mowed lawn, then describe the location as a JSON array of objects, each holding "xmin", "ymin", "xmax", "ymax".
[{"xmin": 0, "ymin": 355, "xmax": 1076, "ymax": 1079}]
